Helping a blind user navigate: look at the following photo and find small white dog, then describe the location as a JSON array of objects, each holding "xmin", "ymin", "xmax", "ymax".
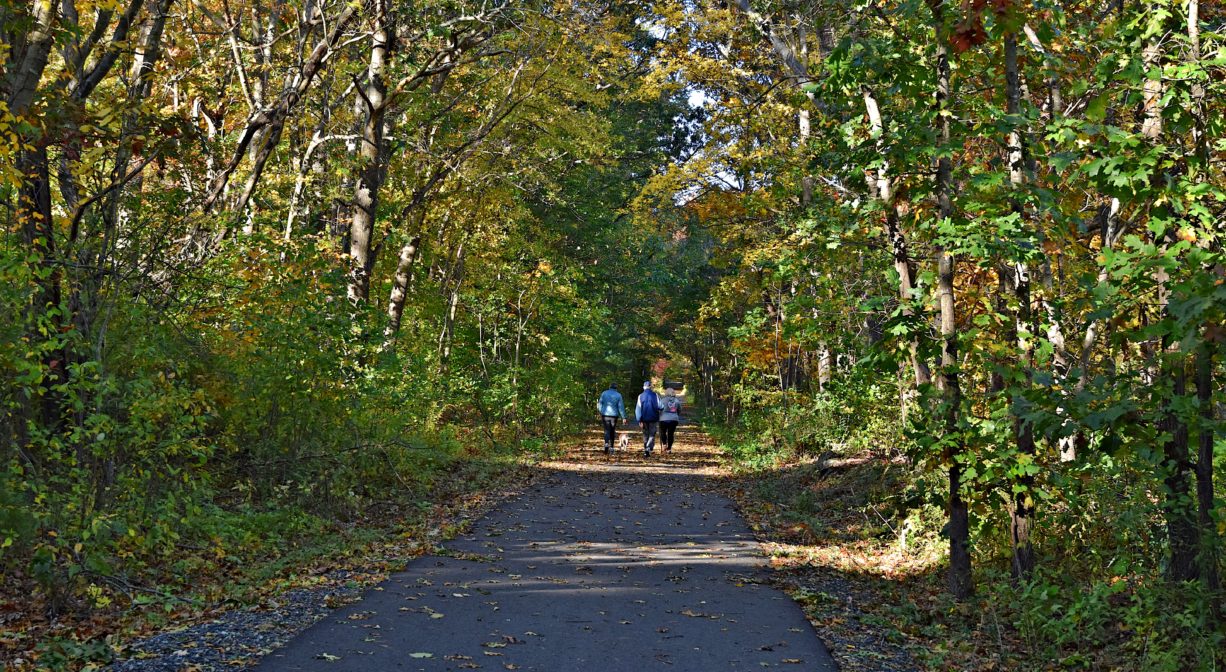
[{"xmin": 616, "ymin": 432, "xmax": 630, "ymax": 451}]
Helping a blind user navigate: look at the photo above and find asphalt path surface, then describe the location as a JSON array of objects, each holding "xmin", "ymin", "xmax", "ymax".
[{"xmin": 254, "ymin": 429, "xmax": 836, "ymax": 671}]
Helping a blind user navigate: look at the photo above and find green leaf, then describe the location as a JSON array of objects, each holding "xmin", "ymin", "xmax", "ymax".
[{"xmin": 1085, "ymin": 93, "xmax": 1110, "ymax": 123}]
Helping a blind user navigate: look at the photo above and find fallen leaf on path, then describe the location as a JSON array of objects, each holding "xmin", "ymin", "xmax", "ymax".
[{"xmin": 681, "ymin": 609, "xmax": 719, "ymax": 619}]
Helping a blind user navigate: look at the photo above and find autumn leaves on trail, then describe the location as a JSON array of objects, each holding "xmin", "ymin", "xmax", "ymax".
[{"xmin": 555, "ymin": 426, "xmax": 728, "ymax": 476}]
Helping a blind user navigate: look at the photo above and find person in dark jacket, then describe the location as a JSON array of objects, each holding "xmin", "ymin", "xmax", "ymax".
[
  {"xmin": 596, "ymin": 383, "xmax": 626, "ymax": 453},
  {"xmin": 635, "ymin": 381, "xmax": 661, "ymax": 456}
]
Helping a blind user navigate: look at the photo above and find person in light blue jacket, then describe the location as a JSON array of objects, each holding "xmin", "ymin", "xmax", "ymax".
[{"xmin": 597, "ymin": 383, "xmax": 626, "ymax": 453}]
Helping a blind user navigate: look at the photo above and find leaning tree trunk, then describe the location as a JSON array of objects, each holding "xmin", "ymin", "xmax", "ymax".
[
  {"xmin": 382, "ymin": 227, "xmax": 423, "ymax": 352},
  {"xmin": 861, "ymin": 86, "xmax": 932, "ymax": 390},
  {"xmin": 202, "ymin": 4, "xmax": 356, "ymax": 216},
  {"xmin": 5, "ymin": 0, "xmax": 58, "ymax": 116}
]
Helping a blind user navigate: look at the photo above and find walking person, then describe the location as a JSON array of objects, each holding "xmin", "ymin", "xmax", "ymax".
[
  {"xmin": 597, "ymin": 383, "xmax": 626, "ymax": 453},
  {"xmin": 658, "ymin": 387, "xmax": 682, "ymax": 453},
  {"xmin": 635, "ymin": 381, "xmax": 661, "ymax": 457}
]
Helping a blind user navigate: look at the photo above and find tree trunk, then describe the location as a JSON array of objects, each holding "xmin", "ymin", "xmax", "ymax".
[
  {"xmin": 18, "ymin": 144, "xmax": 64, "ymax": 431},
  {"xmin": 939, "ymin": 245, "xmax": 970, "ymax": 600},
  {"xmin": 1064, "ymin": 197, "xmax": 1126, "ymax": 461},
  {"xmin": 382, "ymin": 229, "xmax": 423, "ymax": 351},
  {"xmin": 1140, "ymin": 37, "xmax": 1163, "ymax": 140},
  {"xmin": 438, "ymin": 242, "xmax": 466, "ymax": 368},
  {"xmin": 817, "ymin": 342, "xmax": 833, "ymax": 391},
  {"xmin": 929, "ymin": 0, "xmax": 971, "ymax": 600},
  {"xmin": 1186, "ymin": 0, "xmax": 1218, "ymax": 607},
  {"xmin": 4, "ymin": 0, "xmax": 58, "ymax": 116},
  {"xmin": 1138, "ymin": 4, "xmax": 1197, "ymax": 584},
  {"xmin": 1152, "ymin": 228, "xmax": 1195, "ymax": 585},
  {"xmin": 1194, "ymin": 344, "xmax": 1219, "ymax": 601},
  {"xmin": 346, "ymin": 0, "xmax": 391, "ymax": 306},
  {"xmin": 1004, "ymin": 31, "xmax": 1036, "ymax": 581},
  {"xmin": 1159, "ymin": 359, "xmax": 1198, "ymax": 582}
]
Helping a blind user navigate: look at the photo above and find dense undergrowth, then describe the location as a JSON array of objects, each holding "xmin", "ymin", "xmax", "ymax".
[
  {"xmin": 713, "ymin": 377, "xmax": 1226, "ymax": 670},
  {"xmin": 0, "ymin": 236, "xmax": 580, "ymax": 668}
]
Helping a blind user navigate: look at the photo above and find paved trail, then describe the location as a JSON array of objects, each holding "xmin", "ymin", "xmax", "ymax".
[{"xmin": 255, "ymin": 427, "xmax": 835, "ymax": 671}]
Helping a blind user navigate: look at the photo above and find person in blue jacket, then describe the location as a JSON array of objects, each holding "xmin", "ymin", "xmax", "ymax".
[
  {"xmin": 597, "ymin": 383, "xmax": 626, "ymax": 453},
  {"xmin": 635, "ymin": 380, "xmax": 661, "ymax": 457}
]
